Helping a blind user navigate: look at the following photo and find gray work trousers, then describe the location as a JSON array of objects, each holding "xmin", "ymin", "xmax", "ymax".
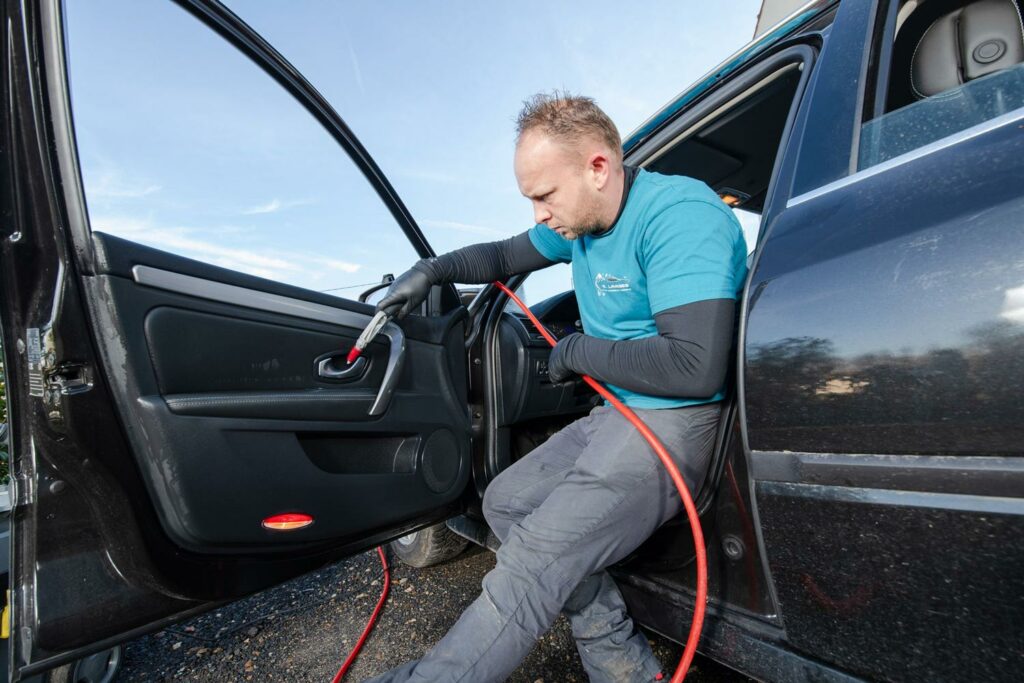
[{"xmin": 364, "ymin": 402, "xmax": 720, "ymax": 683}]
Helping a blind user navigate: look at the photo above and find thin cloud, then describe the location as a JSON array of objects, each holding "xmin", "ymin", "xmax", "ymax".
[
  {"xmin": 348, "ymin": 43, "xmax": 365, "ymax": 94},
  {"xmin": 244, "ymin": 199, "xmax": 283, "ymax": 215},
  {"xmin": 87, "ymin": 169, "xmax": 161, "ymax": 199},
  {"xmin": 298, "ymin": 254, "xmax": 362, "ymax": 274},
  {"xmin": 242, "ymin": 198, "xmax": 311, "ymax": 215},
  {"xmin": 90, "ymin": 215, "xmax": 362, "ymax": 283}
]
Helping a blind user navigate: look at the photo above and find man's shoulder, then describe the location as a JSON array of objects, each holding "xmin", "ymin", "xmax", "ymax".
[
  {"xmin": 633, "ymin": 170, "xmax": 737, "ymax": 229},
  {"xmin": 633, "ymin": 170, "xmax": 731, "ymax": 219}
]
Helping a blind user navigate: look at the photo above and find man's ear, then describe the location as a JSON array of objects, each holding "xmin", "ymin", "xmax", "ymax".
[{"xmin": 588, "ymin": 151, "xmax": 611, "ymax": 190}]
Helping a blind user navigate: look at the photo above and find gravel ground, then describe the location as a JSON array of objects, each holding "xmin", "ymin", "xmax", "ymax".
[{"xmin": 116, "ymin": 545, "xmax": 753, "ymax": 682}]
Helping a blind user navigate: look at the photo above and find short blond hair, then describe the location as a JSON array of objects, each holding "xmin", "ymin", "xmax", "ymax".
[{"xmin": 515, "ymin": 92, "xmax": 622, "ymax": 159}]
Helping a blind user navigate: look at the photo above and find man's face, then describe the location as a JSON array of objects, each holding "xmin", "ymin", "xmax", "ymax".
[{"xmin": 514, "ymin": 131, "xmax": 607, "ymax": 240}]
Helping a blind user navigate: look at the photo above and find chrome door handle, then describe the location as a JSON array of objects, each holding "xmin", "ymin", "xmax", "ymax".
[
  {"xmin": 313, "ymin": 321, "xmax": 403, "ymax": 415},
  {"xmin": 369, "ymin": 322, "xmax": 405, "ymax": 416},
  {"xmin": 317, "ymin": 355, "xmax": 367, "ymax": 380}
]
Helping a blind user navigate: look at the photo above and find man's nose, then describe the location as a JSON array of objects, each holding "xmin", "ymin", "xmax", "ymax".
[{"xmin": 533, "ymin": 203, "xmax": 552, "ymax": 225}]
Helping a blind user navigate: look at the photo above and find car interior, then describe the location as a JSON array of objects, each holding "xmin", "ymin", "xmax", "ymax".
[{"xmin": 887, "ymin": 0, "xmax": 1024, "ymax": 111}]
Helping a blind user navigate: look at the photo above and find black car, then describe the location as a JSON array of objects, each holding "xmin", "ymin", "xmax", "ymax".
[{"xmin": 1, "ymin": 0, "xmax": 1022, "ymax": 681}]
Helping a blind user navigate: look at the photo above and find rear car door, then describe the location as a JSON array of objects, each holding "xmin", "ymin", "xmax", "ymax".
[
  {"xmin": 744, "ymin": 0, "xmax": 1024, "ymax": 680},
  {"xmin": 0, "ymin": 0, "xmax": 471, "ymax": 678}
]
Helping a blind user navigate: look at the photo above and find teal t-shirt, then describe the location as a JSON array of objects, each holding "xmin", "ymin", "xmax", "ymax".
[{"xmin": 528, "ymin": 169, "xmax": 748, "ymax": 409}]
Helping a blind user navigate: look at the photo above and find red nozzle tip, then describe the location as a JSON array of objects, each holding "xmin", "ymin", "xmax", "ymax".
[{"xmin": 346, "ymin": 347, "xmax": 361, "ymax": 364}]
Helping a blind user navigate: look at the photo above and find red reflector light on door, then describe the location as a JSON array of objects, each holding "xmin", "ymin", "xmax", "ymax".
[{"xmin": 262, "ymin": 513, "xmax": 313, "ymax": 531}]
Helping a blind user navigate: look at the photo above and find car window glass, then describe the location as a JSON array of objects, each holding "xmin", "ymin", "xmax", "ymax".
[
  {"xmin": 859, "ymin": 0, "xmax": 1024, "ymax": 169},
  {"xmin": 733, "ymin": 209, "xmax": 762, "ymax": 255},
  {"xmin": 63, "ymin": 0, "xmax": 421, "ymax": 297}
]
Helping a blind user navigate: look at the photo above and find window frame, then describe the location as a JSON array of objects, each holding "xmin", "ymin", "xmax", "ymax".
[
  {"xmin": 627, "ymin": 44, "xmax": 819, "ymax": 257},
  {"xmin": 787, "ymin": 0, "xmax": 1024, "ymax": 205},
  {"xmin": 51, "ymin": 0, "xmax": 442, "ymax": 292}
]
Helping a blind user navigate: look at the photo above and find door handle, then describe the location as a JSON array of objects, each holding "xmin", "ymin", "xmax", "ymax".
[
  {"xmin": 314, "ymin": 320, "xmax": 404, "ymax": 414},
  {"xmin": 317, "ymin": 354, "xmax": 367, "ymax": 380},
  {"xmin": 369, "ymin": 322, "xmax": 405, "ymax": 416}
]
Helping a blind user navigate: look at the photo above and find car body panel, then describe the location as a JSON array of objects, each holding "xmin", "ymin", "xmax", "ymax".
[{"xmin": 615, "ymin": 0, "xmax": 1024, "ymax": 680}]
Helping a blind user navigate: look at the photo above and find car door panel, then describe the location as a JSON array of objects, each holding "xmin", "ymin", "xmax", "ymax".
[
  {"xmin": 87, "ymin": 231, "xmax": 471, "ymax": 550},
  {"xmin": 0, "ymin": 0, "xmax": 473, "ymax": 678}
]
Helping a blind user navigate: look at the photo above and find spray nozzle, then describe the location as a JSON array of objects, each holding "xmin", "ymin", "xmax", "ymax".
[{"xmin": 347, "ymin": 310, "xmax": 391, "ymax": 363}]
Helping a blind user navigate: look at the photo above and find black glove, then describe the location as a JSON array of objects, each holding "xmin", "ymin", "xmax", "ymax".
[
  {"xmin": 376, "ymin": 261, "xmax": 435, "ymax": 319},
  {"xmin": 548, "ymin": 333, "xmax": 583, "ymax": 383}
]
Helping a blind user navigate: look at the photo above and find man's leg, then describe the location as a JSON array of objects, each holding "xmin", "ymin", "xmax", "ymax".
[
  {"xmin": 483, "ymin": 418, "xmax": 665, "ymax": 682},
  {"xmin": 486, "ymin": 404, "xmax": 720, "ymax": 683},
  {"xmin": 480, "ymin": 412, "xmax": 592, "ymax": 544},
  {"xmin": 364, "ymin": 403, "xmax": 720, "ymax": 683},
  {"xmin": 560, "ymin": 404, "xmax": 719, "ymax": 682},
  {"xmin": 364, "ymin": 411, "xmax": 594, "ymax": 683}
]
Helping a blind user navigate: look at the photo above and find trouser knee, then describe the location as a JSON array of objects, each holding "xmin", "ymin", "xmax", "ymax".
[{"xmin": 482, "ymin": 481, "xmax": 515, "ymax": 542}]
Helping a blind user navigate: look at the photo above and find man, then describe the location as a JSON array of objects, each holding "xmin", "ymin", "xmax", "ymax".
[{"xmin": 368, "ymin": 93, "xmax": 747, "ymax": 682}]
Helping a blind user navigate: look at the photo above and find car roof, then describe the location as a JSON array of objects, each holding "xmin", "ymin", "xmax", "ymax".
[{"xmin": 623, "ymin": 0, "xmax": 839, "ymax": 154}]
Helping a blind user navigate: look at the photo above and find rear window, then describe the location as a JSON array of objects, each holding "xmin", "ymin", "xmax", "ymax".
[{"xmin": 858, "ymin": 0, "xmax": 1024, "ymax": 169}]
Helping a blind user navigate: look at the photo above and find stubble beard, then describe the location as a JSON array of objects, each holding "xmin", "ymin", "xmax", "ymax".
[{"xmin": 562, "ymin": 204, "xmax": 610, "ymax": 240}]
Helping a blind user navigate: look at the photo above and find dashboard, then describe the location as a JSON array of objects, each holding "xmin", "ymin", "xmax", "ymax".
[{"xmin": 496, "ymin": 291, "xmax": 597, "ymax": 425}]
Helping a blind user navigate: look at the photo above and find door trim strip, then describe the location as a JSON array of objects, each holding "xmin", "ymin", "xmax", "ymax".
[
  {"xmin": 133, "ymin": 265, "xmax": 372, "ymax": 327},
  {"xmin": 786, "ymin": 104, "xmax": 1024, "ymax": 208},
  {"xmin": 131, "ymin": 265, "xmax": 403, "ymax": 415}
]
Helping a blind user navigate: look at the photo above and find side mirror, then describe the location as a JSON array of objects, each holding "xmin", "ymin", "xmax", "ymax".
[{"xmin": 358, "ymin": 273, "xmax": 395, "ymax": 304}]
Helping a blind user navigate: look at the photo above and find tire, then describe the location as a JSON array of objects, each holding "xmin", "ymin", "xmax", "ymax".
[
  {"xmin": 44, "ymin": 645, "xmax": 122, "ymax": 683},
  {"xmin": 389, "ymin": 522, "xmax": 469, "ymax": 568}
]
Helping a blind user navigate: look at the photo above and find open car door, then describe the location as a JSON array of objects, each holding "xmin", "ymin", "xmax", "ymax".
[{"xmin": 0, "ymin": 1, "xmax": 472, "ymax": 678}]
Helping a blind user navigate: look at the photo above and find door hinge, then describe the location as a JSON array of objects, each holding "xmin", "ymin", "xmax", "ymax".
[
  {"xmin": 47, "ymin": 361, "xmax": 93, "ymax": 397},
  {"xmin": 27, "ymin": 328, "xmax": 93, "ymax": 423}
]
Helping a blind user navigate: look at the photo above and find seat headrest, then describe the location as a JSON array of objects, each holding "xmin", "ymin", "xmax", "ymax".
[{"xmin": 911, "ymin": 0, "xmax": 1024, "ymax": 98}]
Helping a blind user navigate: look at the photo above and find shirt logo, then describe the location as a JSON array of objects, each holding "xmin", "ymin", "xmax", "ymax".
[{"xmin": 594, "ymin": 273, "xmax": 632, "ymax": 296}]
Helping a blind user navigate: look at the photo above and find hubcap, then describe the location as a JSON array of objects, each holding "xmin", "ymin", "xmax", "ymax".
[
  {"xmin": 70, "ymin": 646, "xmax": 122, "ymax": 683},
  {"xmin": 396, "ymin": 531, "xmax": 419, "ymax": 546}
]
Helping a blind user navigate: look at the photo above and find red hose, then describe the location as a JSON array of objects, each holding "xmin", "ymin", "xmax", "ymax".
[
  {"xmin": 335, "ymin": 282, "xmax": 707, "ymax": 682},
  {"xmin": 495, "ymin": 281, "xmax": 706, "ymax": 683},
  {"xmin": 332, "ymin": 546, "xmax": 391, "ymax": 682}
]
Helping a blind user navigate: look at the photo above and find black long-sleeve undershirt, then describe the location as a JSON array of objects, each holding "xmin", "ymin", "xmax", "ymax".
[
  {"xmin": 413, "ymin": 231, "xmax": 552, "ymax": 284},
  {"xmin": 413, "ymin": 213, "xmax": 732, "ymax": 398},
  {"xmin": 550, "ymin": 298, "xmax": 735, "ymax": 399}
]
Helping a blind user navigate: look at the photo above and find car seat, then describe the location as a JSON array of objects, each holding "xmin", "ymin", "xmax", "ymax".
[{"xmin": 887, "ymin": 0, "xmax": 1024, "ymax": 109}]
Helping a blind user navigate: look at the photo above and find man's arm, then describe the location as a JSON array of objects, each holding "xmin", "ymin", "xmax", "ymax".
[
  {"xmin": 416, "ymin": 231, "xmax": 554, "ymax": 284},
  {"xmin": 377, "ymin": 231, "xmax": 553, "ymax": 318},
  {"xmin": 547, "ymin": 298, "xmax": 735, "ymax": 398}
]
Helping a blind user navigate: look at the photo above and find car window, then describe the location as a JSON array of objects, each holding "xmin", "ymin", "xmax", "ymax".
[
  {"xmin": 733, "ymin": 208, "xmax": 762, "ymax": 255},
  {"xmin": 63, "ymin": 0, "xmax": 421, "ymax": 298},
  {"xmin": 858, "ymin": 0, "xmax": 1024, "ymax": 169}
]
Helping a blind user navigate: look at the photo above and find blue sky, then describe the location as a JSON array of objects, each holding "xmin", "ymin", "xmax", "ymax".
[{"xmin": 65, "ymin": 0, "xmax": 761, "ymax": 304}]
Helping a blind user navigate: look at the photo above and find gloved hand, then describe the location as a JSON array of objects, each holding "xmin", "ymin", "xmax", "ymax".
[
  {"xmin": 376, "ymin": 261, "xmax": 435, "ymax": 319},
  {"xmin": 548, "ymin": 333, "xmax": 583, "ymax": 383}
]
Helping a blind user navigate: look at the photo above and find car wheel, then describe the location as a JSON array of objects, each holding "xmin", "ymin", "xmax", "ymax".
[
  {"xmin": 389, "ymin": 522, "xmax": 468, "ymax": 568},
  {"xmin": 44, "ymin": 645, "xmax": 122, "ymax": 683}
]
